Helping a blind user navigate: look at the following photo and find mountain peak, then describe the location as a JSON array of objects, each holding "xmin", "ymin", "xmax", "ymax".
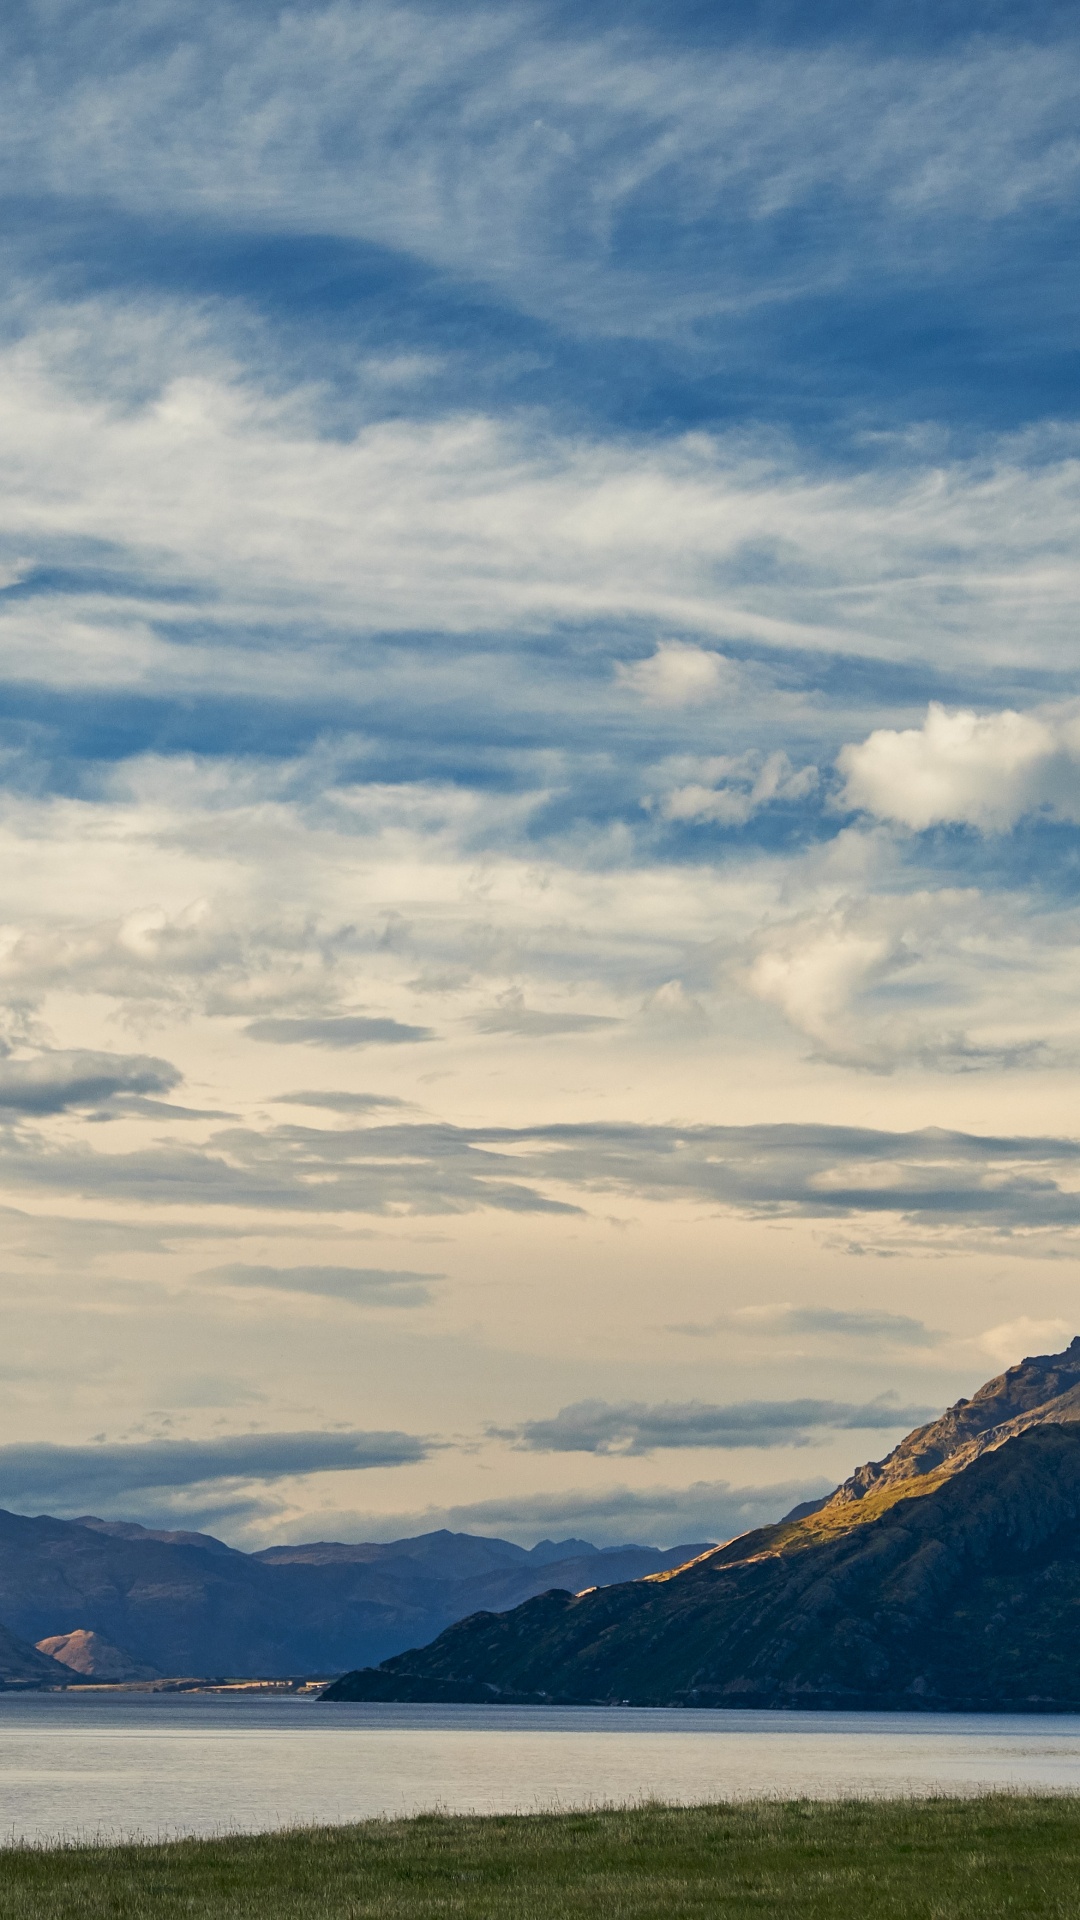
[
  {"xmin": 821, "ymin": 1333, "xmax": 1080, "ymax": 1516},
  {"xmin": 35, "ymin": 1628, "xmax": 160, "ymax": 1683}
]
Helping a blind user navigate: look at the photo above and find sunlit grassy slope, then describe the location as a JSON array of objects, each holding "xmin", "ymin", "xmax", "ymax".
[
  {"xmin": 3, "ymin": 1800, "xmax": 1080, "ymax": 1919},
  {"xmin": 645, "ymin": 1456, "xmax": 961, "ymax": 1581}
]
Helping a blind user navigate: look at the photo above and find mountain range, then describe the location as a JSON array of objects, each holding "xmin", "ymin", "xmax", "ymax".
[
  {"xmin": 325, "ymin": 1337, "xmax": 1080, "ymax": 1712},
  {"xmin": 0, "ymin": 1514, "xmax": 707, "ymax": 1682}
]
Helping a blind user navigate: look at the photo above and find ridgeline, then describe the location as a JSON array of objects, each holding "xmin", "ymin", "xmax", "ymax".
[{"xmin": 0, "ymin": 1516, "xmax": 705, "ymax": 1682}]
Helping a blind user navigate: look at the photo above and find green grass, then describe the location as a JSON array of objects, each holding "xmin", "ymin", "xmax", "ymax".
[{"xmin": 2, "ymin": 1798, "xmax": 1080, "ymax": 1918}]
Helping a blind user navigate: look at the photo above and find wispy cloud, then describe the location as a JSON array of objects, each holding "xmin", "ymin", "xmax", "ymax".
[
  {"xmin": 2, "ymin": 298, "xmax": 1080, "ymax": 714},
  {"xmin": 500, "ymin": 1394, "xmax": 936, "ymax": 1454},
  {"xmin": 667, "ymin": 1305, "xmax": 942, "ymax": 1344},
  {"xmin": 271, "ymin": 1092, "xmax": 414, "ymax": 1112},
  {"xmin": 473, "ymin": 991, "xmax": 617, "ymax": 1037},
  {"xmin": 199, "ymin": 1264, "xmax": 441, "ymax": 1306},
  {"xmin": 1, "ymin": 1117, "xmax": 1079, "ymax": 1237},
  {"xmin": 7, "ymin": 4, "xmax": 1080, "ymax": 337},
  {"xmin": 244, "ymin": 1017, "xmax": 434, "ymax": 1048}
]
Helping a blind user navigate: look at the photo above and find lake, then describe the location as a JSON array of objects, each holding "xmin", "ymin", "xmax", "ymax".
[{"xmin": 2, "ymin": 1694, "xmax": 1080, "ymax": 1844}]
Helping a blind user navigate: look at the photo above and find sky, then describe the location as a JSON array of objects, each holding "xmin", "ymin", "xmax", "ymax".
[{"xmin": 0, "ymin": 0, "xmax": 1079, "ymax": 1550}]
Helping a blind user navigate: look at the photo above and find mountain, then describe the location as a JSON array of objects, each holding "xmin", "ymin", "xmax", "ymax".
[
  {"xmin": 324, "ymin": 1338, "xmax": 1080, "ymax": 1711},
  {"xmin": 820, "ymin": 1334, "xmax": 1080, "ymax": 1510},
  {"xmin": 0, "ymin": 1621, "xmax": 72, "ymax": 1689},
  {"xmin": 35, "ymin": 1628, "xmax": 161, "ymax": 1682},
  {"xmin": 0, "ymin": 1512, "xmax": 707, "ymax": 1679}
]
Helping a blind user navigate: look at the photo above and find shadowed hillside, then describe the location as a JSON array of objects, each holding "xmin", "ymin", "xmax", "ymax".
[
  {"xmin": 0, "ymin": 1622, "xmax": 70, "ymax": 1688},
  {"xmin": 0, "ymin": 1515, "xmax": 706, "ymax": 1680}
]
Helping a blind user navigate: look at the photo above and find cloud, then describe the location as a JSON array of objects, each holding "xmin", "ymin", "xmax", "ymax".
[
  {"xmin": 4, "ymin": 1116, "xmax": 1080, "ymax": 1238},
  {"xmin": 244, "ymin": 1016, "xmax": 434, "ymax": 1048},
  {"xmin": 0, "ymin": 0, "xmax": 1076, "ymax": 1557},
  {"xmin": 749, "ymin": 909, "xmax": 901, "ymax": 1061},
  {"xmin": 474, "ymin": 990, "xmax": 617, "ymax": 1037},
  {"xmin": 639, "ymin": 979, "xmax": 709, "ymax": 1032},
  {"xmin": 5, "ymin": 293, "xmax": 1080, "ymax": 702},
  {"xmin": 200, "ymin": 1264, "xmax": 440, "ymax": 1306},
  {"xmin": 838, "ymin": 701, "xmax": 1080, "ymax": 831},
  {"xmin": 617, "ymin": 642, "xmax": 735, "ymax": 707},
  {"xmin": 501, "ymin": 1394, "xmax": 936, "ymax": 1455},
  {"xmin": 976, "ymin": 1317, "xmax": 1073, "ymax": 1367},
  {"xmin": 0, "ymin": 1048, "xmax": 180, "ymax": 1115},
  {"xmin": 743, "ymin": 889, "xmax": 1072, "ymax": 1074},
  {"xmin": 6, "ymin": 4, "xmax": 1080, "ymax": 345},
  {"xmin": 668, "ymin": 1305, "xmax": 941, "ymax": 1344},
  {"xmin": 654, "ymin": 751, "xmax": 818, "ymax": 826},
  {"xmin": 329, "ymin": 1478, "xmax": 837, "ymax": 1551},
  {"xmin": 156, "ymin": 1373, "xmax": 266, "ymax": 1410},
  {"xmin": 271, "ymin": 1092, "xmax": 413, "ymax": 1112},
  {"xmin": 0, "ymin": 1429, "xmax": 434, "ymax": 1513}
]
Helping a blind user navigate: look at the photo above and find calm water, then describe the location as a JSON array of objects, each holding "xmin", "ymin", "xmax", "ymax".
[{"xmin": 1, "ymin": 1694, "xmax": 1080, "ymax": 1844}]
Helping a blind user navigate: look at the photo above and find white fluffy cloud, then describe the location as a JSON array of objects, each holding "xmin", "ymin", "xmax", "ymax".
[
  {"xmin": 838, "ymin": 701, "xmax": 1080, "ymax": 831},
  {"xmin": 749, "ymin": 910, "xmax": 903, "ymax": 1059},
  {"xmin": 745, "ymin": 881, "xmax": 1080, "ymax": 1072},
  {"xmin": 617, "ymin": 643, "xmax": 735, "ymax": 707}
]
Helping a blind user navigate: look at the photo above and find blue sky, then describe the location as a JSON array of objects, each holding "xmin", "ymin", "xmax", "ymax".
[{"xmin": 0, "ymin": 0, "xmax": 1078, "ymax": 1547}]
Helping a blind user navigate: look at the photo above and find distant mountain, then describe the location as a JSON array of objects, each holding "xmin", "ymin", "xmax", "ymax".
[
  {"xmin": 35, "ymin": 1627, "xmax": 161, "ymax": 1682},
  {"xmin": 0, "ymin": 1621, "xmax": 70, "ymax": 1688},
  {"xmin": 0, "ymin": 1513, "xmax": 708, "ymax": 1680},
  {"xmin": 73, "ymin": 1516, "xmax": 238, "ymax": 1556},
  {"xmin": 325, "ymin": 1339, "xmax": 1080, "ymax": 1711}
]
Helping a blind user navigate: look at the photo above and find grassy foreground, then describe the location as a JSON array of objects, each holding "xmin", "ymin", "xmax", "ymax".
[{"xmin": 2, "ymin": 1798, "xmax": 1080, "ymax": 1918}]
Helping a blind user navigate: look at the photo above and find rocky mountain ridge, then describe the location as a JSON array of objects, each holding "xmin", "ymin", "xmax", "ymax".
[{"xmin": 823, "ymin": 1334, "xmax": 1080, "ymax": 1509}]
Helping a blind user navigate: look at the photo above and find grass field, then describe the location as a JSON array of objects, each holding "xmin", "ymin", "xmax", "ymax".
[{"xmin": 2, "ymin": 1798, "xmax": 1080, "ymax": 1918}]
